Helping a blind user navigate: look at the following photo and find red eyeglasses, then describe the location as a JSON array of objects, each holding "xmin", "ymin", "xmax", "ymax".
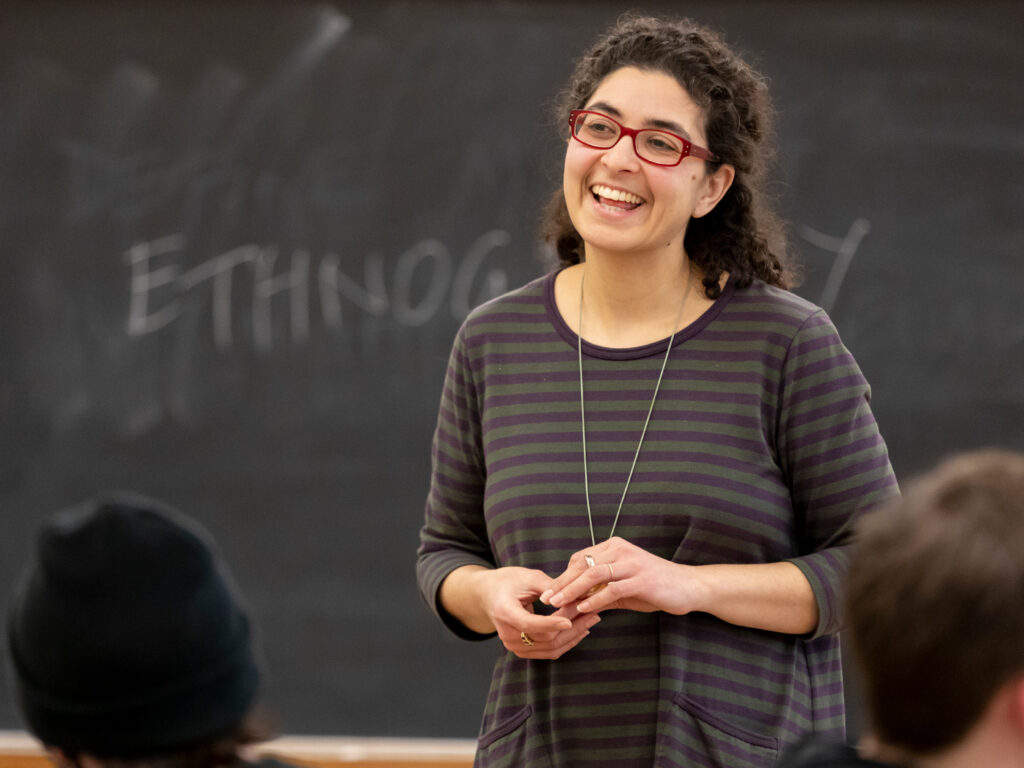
[{"xmin": 568, "ymin": 109, "xmax": 718, "ymax": 166}]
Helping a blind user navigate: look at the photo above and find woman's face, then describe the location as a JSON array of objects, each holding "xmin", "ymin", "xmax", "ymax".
[{"xmin": 563, "ymin": 66, "xmax": 733, "ymax": 261}]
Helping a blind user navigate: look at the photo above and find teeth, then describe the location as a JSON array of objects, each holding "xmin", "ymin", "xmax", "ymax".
[{"xmin": 592, "ymin": 184, "xmax": 644, "ymax": 205}]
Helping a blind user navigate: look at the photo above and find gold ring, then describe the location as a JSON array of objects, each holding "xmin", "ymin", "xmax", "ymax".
[
  {"xmin": 520, "ymin": 631, "xmax": 534, "ymax": 646},
  {"xmin": 585, "ymin": 554, "xmax": 596, "ymax": 568},
  {"xmin": 607, "ymin": 563, "xmax": 614, "ymax": 580}
]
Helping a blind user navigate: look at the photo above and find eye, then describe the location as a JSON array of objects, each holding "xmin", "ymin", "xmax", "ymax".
[
  {"xmin": 640, "ymin": 131, "xmax": 684, "ymax": 157},
  {"xmin": 582, "ymin": 117, "xmax": 616, "ymax": 135},
  {"xmin": 574, "ymin": 113, "xmax": 620, "ymax": 145}
]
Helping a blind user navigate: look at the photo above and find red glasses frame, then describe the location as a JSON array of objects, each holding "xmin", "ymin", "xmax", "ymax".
[{"xmin": 568, "ymin": 109, "xmax": 718, "ymax": 166}]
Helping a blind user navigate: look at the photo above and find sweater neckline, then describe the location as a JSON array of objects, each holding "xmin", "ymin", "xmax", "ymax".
[{"xmin": 543, "ymin": 268, "xmax": 735, "ymax": 361}]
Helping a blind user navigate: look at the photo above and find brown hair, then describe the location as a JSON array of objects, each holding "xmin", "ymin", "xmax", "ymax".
[
  {"xmin": 845, "ymin": 450, "xmax": 1024, "ymax": 754},
  {"xmin": 542, "ymin": 14, "xmax": 796, "ymax": 299}
]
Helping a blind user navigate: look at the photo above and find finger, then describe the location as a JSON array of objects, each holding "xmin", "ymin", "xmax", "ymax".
[
  {"xmin": 521, "ymin": 612, "xmax": 574, "ymax": 634},
  {"xmin": 539, "ymin": 552, "xmax": 600, "ymax": 605},
  {"xmin": 511, "ymin": 613, "xmax": 600, "ymax": 659},
  {"xmin": 544, "ymin": 565, "xmax": 613, "ymax": 608},
  {"xmin": 576, "ymin": 578, "xmax": 626, "ymax": 614},
  {"xmin": 536, "ymin": 613, "xmax": 602, "ymax": 659},
  {"xmin": 496, "ymin": 612, "xmax": 573, "ymax": 648},
  {"xmin": 516, "ymin": 610, "xmax": 597, "ymax": 647},
  {"xmin": 549, "ymin": 601, "xmax": 584, "ymax": 620},
  {"xmin": 493, "ymin": 593, "xmax": 571, "ymax": 629}
]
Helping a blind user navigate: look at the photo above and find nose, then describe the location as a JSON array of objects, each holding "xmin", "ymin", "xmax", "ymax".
[{"xmin": 600, "ymin": 134, "xmax": 642, "ymax": 171}]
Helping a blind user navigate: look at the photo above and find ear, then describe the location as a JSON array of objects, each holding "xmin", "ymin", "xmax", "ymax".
[{"xmin": 693, "ymin": 163, "xmax": 736, "ymax": 219}]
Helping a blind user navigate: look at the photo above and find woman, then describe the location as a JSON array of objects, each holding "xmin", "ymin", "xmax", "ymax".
[{"xmin": 417, "ymin": 14, "xmax": 898, "ymax": 768}]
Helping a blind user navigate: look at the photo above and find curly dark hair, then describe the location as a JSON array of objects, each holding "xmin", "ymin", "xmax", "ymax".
[{"xmin": 542, "ymin": 14, "xmax": 797, "ymax": 299}]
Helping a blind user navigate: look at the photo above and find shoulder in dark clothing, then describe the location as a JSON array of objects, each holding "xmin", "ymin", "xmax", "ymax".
[{"xmin": 777, "ymin": 737, "xmax": 898, "ymax": 768}]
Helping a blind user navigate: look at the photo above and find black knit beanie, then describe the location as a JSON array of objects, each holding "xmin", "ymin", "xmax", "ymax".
[{"xmin": 6, "ymin": 493, "xmax": 261, "ymax": 758}]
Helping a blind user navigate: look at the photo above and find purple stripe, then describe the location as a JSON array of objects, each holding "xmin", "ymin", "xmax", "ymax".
[
  {"xmin": 786, "ymin": 412, "xmax": 879, "ymax": 453},
  {"xmin": 805, "ymin": 450, "xmax": 894, "ymax": 491},
  {"xmin": 485, "ymin": 432, "xmax": 579, "ymax": 451},
  {"xmin": 485, "ymin": 387, "xmax": 770, "ymax": 409},
  {"xmin": 730, "ymin": 290, "xmax": 816, "ymax": 314},
  {"xmin": 484, "ymin": 739, "xmax": 552, "ymax": 764},
  {"xmin": 484, "ymin": 410, "xmax": 582, "ymax": 428},
  {"xmin": 788, "ymin": 329, "xmax": 845, "ymax": 361},
  {"xmin": 469, "ymin": 348, "xmax": 569, "ymax": 372},
  {"xmin": 784, "ymin": 393, "xmax": 866, "ymax": 432},
  {"xmin": 433, "ymin": 422, "xmax": 476, "ymax": 456},
  {"xmin": 814, "ymin": 467, "xmax": 901, "ymax": 509},
  {"xmin": 468, "ymin": 310, "xmax": 548, "ymax": 325},
  {"xmin": 484, "ymin": 489, "xmax": 793, "ymax": 535},
  {"xmin": 785, "ymin": 375, "xmax": 865, "ymax": 413},
  {"xmin": 799, "ymin": 549, "xmax": 843, "ymax": 590},
  {"xmin": 788, "ymin": 381, "xmax": 866, "ymax": 417},
  {"xmin": 671, "ymin": 624, "xmax": 836, "ymax": 669},
  {"xmin": 483, "ymin": 408, "xmax": 765, "ymax": 432},
  {"xmin": 790, "ymin": 349, "xmax": 857, "ymax": 381},
  {"xmin": 698, "ymin": 328, "xmax": 796, "ymax": 347},
  {"xmin": 486, "ymin": 449, "xmax": 785, "ymax": 487},
  {"xmin": 484, "ymin": 432, "xmax": 769, "ymax": 467},
  {"xmin": 795, "ymin": 430, "xmax": 887, "ymax": 470},
  {"xmin": 683, "ymin": 673, "xmax": 814, "ymax": 722},
  {"xmin": 683, "ymin": 347, "xmax": 784, "ymax": 365},
  {"xmin": 715, "ymin": 308, "xmax": 808, "ymax": 327},
  {"xmin": 464, "ymin": 330, "xmax": 555, "ymax": 349},
  {"xmin": 551, "ymin": 685, "xmax": 662, "ymax": 710},
  {"xmin": 662, "ymin": 732, "xmax": 776, "ymax": 766},
  {"xmin": 430, "ymin": 450, "xmax": 481, "ymax": 481},
  {"xmin": 806, "ymin": 700, "xmax": 847, "ymax": 724},
  {"xmin": 430, "ymin": 469, "xmax": 481, "ymax": 497},
  {"xmin": 796, "ymin": 555, "xmax": 841, "ymax": 629},
  {"xmin": 674, "ymin": 646, "xmax": 808, "ymax": 690},
  {"xmin": 483, "ymin": 366, "xmax": 776, "ymax": 387}
]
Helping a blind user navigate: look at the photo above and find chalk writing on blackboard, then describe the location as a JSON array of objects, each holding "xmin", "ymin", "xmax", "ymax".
[
  {"xmin": 125, "ymin": 230, "xmax": 511, "ymax": 351},
  {"xmin": 799, "ymin": 218, "xmax": 872, "ymax": 313}
]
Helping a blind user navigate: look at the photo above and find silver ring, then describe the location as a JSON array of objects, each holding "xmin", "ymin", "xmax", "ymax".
[{"xmin": 585, "ymin": 554, "xmax": 596, "ymax": 568}]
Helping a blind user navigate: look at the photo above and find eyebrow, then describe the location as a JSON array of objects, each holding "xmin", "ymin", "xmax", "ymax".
[{"xmin": 584, "ymin": 101, "xmax": 693, "ymax": 139}]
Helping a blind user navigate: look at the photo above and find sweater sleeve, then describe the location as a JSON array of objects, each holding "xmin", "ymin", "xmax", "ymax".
[
  {"xmin": 416, "ymin": 322, "xmax": 497, "ymax": 640},
  {"xmin": 777, "ymin": 310, "xmax": 899, "ymax": 639}
]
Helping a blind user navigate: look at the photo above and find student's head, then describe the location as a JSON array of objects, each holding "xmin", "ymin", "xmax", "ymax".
[
  {"xmin": 6, "ymin": 493, "xmax": 269, "ymax": 767},
  {"xmin": 845, "ymin": 450, "xmax": 1024, "ymax": 755},
  {"xmin": 543, "ymin": 13, "xmax": 793, "ymax": 298}
]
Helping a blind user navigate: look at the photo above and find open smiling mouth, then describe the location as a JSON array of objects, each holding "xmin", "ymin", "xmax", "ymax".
[{"xmin": 591, "ymin": 184, "xmax": 646, "ymax": 211}]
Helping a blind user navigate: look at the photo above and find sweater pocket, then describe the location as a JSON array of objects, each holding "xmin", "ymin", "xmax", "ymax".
[
  {"xmin": 655, "ymin": 692, "xmax": 780, "ymax": 768},
  {"xmin": 475, "ymin": 704, "xmax": 552, "ymax": 768}
]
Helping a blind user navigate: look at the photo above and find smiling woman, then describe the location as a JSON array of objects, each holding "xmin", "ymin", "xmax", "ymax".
[{"xmin": 417, "ymin": 14, "xmax": 899, "ymax": 768}]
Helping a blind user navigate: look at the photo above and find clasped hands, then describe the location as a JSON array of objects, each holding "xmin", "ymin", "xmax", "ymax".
[{"xmin": 485, "ymin": 537, "xmax": 699, "ymax": 659}]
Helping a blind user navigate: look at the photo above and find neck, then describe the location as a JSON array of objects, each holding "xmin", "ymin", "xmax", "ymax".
[
  {"xmin": 865, "ymin": 743, "xmax": 1010, "ymax": 768},
  {"xmin": 583, "ymin": 244, "xmax": 692, "ymax": 308},
  {"xmin": 577, "ymin": 248, "xmax": 699, "ymax": 347},
  {"xmin": 860, "ymin": 706, "xmax": 1023, "ymax": 768}
]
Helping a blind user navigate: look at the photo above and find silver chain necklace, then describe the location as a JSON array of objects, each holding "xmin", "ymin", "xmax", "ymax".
[{"xmin": 577, "ymin": 268, "xmax": 693, "ymax": 546}]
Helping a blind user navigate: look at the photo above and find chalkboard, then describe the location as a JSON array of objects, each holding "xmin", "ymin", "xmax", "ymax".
[{"xmin": 2, "ymin": 0, "xmax": 1022, "ymax": 741}]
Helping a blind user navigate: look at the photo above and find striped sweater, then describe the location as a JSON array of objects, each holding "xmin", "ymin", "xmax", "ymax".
[{"xmin": 417, "ymin": 271, "xmax": 898, "ymax": 768}]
